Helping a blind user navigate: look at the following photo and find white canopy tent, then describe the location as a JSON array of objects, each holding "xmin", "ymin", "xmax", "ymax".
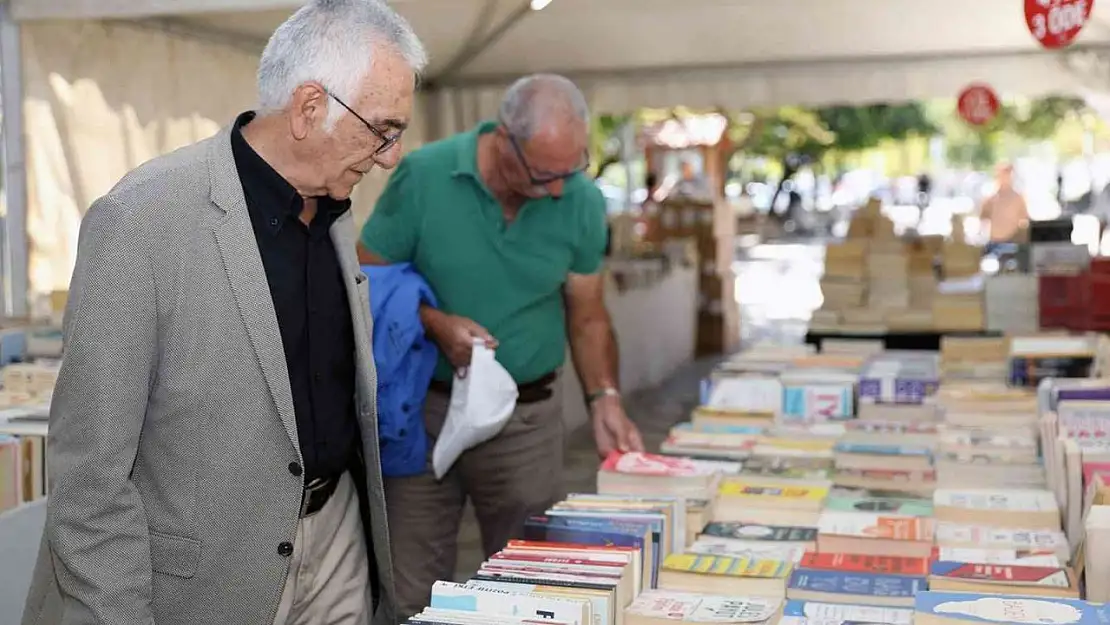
[{"xmin": 5, "ymin": 0, "xmax": 1110, "ymax": 309}]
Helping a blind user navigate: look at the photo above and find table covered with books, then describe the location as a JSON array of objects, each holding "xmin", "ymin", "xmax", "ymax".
[{"xmin": 400, "ymin": 332, "xmax": 1110, "ymax": 625}]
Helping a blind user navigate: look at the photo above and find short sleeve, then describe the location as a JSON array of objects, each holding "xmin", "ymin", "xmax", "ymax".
[
  {"xmin": 570, "ymin": 184, "xmax": 608, "ymax": 275},
  {"xmin": 360, "ymin": 157, "xmax": 421, "ymax": 263}
]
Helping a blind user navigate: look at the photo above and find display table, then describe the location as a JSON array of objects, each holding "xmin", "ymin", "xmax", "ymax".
[
  {"xmin": 804, "ymin": 329, "xmax": 1003, "ymax": 352},
  {"xmin": 0, "ymin": 499, "xmax": 45, "ymax": 618},
  {"xmin": 561, "ymin": 259, "xmax": 698, "ymax": 433}
]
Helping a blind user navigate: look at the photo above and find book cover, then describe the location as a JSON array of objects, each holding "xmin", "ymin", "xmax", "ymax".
[
  {"xmin": 787, "ymin": 569, "xmax": 926, "ymax": 598},
  {"xmin": 700, "ymin": 522, "xmax": 817, "ymax": 543},
  {"xmin": 599, "ymin": 451, "xmax": 740, "ymax": 477},
  {"xmin": 429, "ymin": 580, "xmax": 588, "ymax": 624},
  {"xmin": 934, "ymin": 523, "xmax": 1068, "ymax": 553},
  {"xmin": 782, "ymin": 600, "xmax": 913, "ymax": 625},
  {"xmin": 661, "ymin": 553, "xmax": 792, "ymax": 579},
  {"xmin": 718, "ymin": 482, "xmax": 829, "ymax": 502},
  {"xmin": 823, "ymin": 496, "xmax": 933, "ymax": 517},
  {"xmin": 782, "ymin": 385, "xmax": 854, "ymax": 421},
  {"xmin": 834, "ymin": 442, "xmax": 932, "ymax": 457},
  {"xmin": 736, "ymin": 464, "xmax": 831, "ymax": 482},
  {"xmin": 672, "ymin": 422, "xmax": 767, "ymax": 436},
  {"xmin": 935, "ymin": 489, "xmax": 1057, "ymax": 512},
  {"xmin": 526, "ymin": 515, "xmax": 658, "ymax": 586},
  {"xmin": 688, "ymin": 537, "xmax": 805, "ymax": 563},
  {"xmin": 835, "ymin": 468, "xmax": 936, "ymax": 482},
  {"xmin": 933, "ymin": 547, "xmax": 1061, "ymax": 567},
  {"xmin": 929, "ymin": 562, "xmax": 1072, "ymax": 588},
  {"xmin": 818, "ymin": 512, "xmax": 932, "ymax": 541},
  {"xmin": 914, "ymin": 591, "xmax": 1110, "ymax": 625},
  {"xmin": 799, "ymin": 551, "xmax": 930, "ymax": 577},
  {"xmin": 858, "ymin": 376, "xmax": 939, "ymax": 405},
  {"xmin": 844, "ymin": 420, "xmax": 938, "ymax": 434},
  {"xmin": 626, "ymin": 590, "xmax": 781, "ymax": 623}
]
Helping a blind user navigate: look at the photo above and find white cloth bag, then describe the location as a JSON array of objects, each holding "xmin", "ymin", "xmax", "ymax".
[{"xmin": 432, "ymin": 340, "xmax": 519, "ymax": 480}]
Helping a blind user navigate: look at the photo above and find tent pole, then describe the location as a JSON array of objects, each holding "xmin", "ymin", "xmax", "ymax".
[{"xmin": 0, "ymin": 0, "xmax": 26, "ymax": 317}]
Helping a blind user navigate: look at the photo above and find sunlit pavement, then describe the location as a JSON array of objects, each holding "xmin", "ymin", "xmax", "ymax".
[{"xmin": 734, "ymin": 239, "xmax": 825, "ymax": 348}]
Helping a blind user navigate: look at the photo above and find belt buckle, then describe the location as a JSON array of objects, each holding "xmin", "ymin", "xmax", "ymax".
[{"xmin": 299, "ymin": 477, "xmax": 327, "ymax": 518}]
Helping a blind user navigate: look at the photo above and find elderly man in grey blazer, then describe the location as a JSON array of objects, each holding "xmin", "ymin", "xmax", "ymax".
[{"xmin": 18, "ymin": 2, "xmax": 426, "ymax": 625}]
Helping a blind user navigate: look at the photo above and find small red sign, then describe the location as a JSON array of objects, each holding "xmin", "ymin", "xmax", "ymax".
[
  {"xmin": 1025, "ymin": 0, "xmax": 1093, "ymax": 49},
  {"xmin": 957, "ymin": 84, "xmax": 1001, "ymax": 126}
]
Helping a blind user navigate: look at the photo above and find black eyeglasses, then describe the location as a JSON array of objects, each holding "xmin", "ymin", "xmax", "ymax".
[
  {"xmin": 500, "ymin": 120, "xmax": 590, "ymax": 186},
  {"xmin": 325, "ymin": 89, "xmax": 400, "ymax": 156}
]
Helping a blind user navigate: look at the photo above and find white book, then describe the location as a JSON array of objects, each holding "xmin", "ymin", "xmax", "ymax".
[
  {"xmin": 430, "ymin": 581, "xmax": 590, "ymax": 625},
  {"xmin": 626, "ymin": 590, "xmax": 779, "ymax": 623}
]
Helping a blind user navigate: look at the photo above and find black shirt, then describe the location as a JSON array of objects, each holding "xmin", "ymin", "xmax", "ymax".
[{"xmin": 230, "ymin": 111, "xmax": 358, "ymax": 482}]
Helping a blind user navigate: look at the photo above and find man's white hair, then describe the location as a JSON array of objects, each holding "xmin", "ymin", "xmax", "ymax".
[
  {"xmin": 498, "ymin": 74, "xmax": 589, "ymax": 141},
  {"xmin": 257, "ymin": 0, "xmax": 428, "ymax": 130}
]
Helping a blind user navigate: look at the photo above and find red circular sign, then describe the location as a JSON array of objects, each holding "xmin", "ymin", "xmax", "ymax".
[
  {"xmin": 1025, "ymin": 0, "xmax": 1093, "ymax": 49},
  {"xmin": 957, "ymin": 84, "xmax": 1001, "ymax": 126}
]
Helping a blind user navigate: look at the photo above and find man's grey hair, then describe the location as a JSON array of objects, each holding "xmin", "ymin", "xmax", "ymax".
[
  {"xmin": 499, "ymin": 74, "xmax": 590, "ymax": 141},
  {"xmin": 257, "ymin": 0, "xmax": 428, "ymax": 130}
]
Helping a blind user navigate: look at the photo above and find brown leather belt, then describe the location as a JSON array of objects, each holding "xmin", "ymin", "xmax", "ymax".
[
  {"xmin": 429, "ymin": 371, "xmax": 557, "ymax": 405},
  {"xmin": 299, "ymin": 474, "xmax": 340, "ymax": 518}
]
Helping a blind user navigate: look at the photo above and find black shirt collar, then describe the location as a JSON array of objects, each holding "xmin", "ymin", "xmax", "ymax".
[{"xmin": 230, "ymin": 111, "xmax": 350, "ymax": 235}]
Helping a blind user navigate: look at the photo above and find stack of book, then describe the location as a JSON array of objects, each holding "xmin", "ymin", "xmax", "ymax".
[{"xmin": 1, "ymin": 360, "xmax": 58, "ymax": 514}]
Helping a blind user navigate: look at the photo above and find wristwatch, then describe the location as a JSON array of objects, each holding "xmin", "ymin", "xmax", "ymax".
[{"xmin": 586, "ymin": 387, "xmax": 621, "ymax": 405}]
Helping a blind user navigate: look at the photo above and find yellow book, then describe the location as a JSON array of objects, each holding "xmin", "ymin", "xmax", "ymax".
[
  {"xmin": 718, "ymin": 481, "xmax": 829, "ymax": 502},
  {"xmin": 661, "ymin": 553, "xmax": 792, "ymax": 579},
  {"xmin": 755, "ymin": 437, "xmax": 835, "ymax": 452}
]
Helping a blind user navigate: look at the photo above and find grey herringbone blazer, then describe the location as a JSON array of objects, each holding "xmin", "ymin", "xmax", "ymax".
[{"xmin": 19, "ymin": 124, "xmax": 395, "ymax": 625}]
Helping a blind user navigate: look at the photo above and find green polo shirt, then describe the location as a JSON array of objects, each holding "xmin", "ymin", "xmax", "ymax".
[{"xmin": 360, "ymin": 121, "xmax": 608, "ymax": 383}]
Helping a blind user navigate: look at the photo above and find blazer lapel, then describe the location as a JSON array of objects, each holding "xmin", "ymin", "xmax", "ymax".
[
  {"xmin": 207, "ymin": 127, "xmax": 301, "ymax": 456},
  {"xmin": 330, "ymin": 212, "xmax": 380, "ymax": 433}
]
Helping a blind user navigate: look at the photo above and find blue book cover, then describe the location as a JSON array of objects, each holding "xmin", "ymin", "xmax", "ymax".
[
  {"xmin": 914, "ymin": 591, "xmax": 1110, "ymax": 625},
  {"xmin": 673, "ymin": 422, "xmax": 765, "ymax": 435},
  {"xmin": 834, "ymin": 442, "xmax": 933, "ymax": 457},
  {"xmin": 544, "ymin": 509, "xmax": 666, "ymax": 571},
  {"xmin": 782, "ymin": 386, "xmax": 853, "ymax": 420},
  {"xmin": 783, "ymin": 600, "xmax": 914, "ymax": 625},
  {"xmin": 523, "ymin": 516, "xmax": 656, "ymax": 587},
  {"xmin": 788, "ymin": 569, "xmax": 925, "ymax": 598}
]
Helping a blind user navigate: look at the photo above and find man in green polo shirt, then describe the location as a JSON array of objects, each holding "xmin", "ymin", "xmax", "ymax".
[{"xmin": 358, "ymin": 73, "xmax": 643, "ymax": 618}]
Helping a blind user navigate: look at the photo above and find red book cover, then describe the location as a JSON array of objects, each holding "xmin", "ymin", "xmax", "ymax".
[
  {"xmin": 489, "ymin": 552, "xmax": 626, "ymax": 569},
  {"xmin": 504, "ymin": 539, "xmax": 638, "ymax": 554},
  {"xmin": 799, "ymin": 551, "xmax": 930, "ymax": 576},
  {"xmin": 929, "ymin": 561, "xmax": 1072, "ymax": 586}
]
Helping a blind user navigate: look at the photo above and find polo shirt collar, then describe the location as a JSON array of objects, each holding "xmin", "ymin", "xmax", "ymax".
[{"xmin": 452, "ymin": 120, "xmax": 499, "ymax": 180}]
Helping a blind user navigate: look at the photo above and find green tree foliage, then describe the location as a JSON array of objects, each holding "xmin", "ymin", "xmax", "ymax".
[
  {"xmin": 732, "ymin": 102, "xmax": 937, "ymax": 210},
  {"xmin": 942, "ymin": 96, "xmax": 1089, "ymax": 168}
]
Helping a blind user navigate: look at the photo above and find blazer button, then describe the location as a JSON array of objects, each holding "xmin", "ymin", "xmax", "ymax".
[
  {"xmin": 278, "ymin": 541, "xmax": 294, "ymax": 557},
  {"xmin": 288, "ymin": 462, "xmax": 302, "ymax": 477}
]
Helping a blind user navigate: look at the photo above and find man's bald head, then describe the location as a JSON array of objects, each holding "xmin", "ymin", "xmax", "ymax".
[
  {"xmin": 489, "ymin": 74, "xmax": 591, "ymax": 201},
  {"xmin": 499, "ymin": 74, "xmax": 589, "ymax": 141}
]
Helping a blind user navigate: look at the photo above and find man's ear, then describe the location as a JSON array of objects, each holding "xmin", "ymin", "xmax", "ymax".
[{"xmin": 289, "ymin": 82, "xmax": 328, "ymax": 140}]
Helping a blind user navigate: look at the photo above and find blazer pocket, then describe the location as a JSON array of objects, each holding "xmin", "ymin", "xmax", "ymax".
[{"xmin": 149, "ymin": 530, "xmax": 201, "ymax": 579}]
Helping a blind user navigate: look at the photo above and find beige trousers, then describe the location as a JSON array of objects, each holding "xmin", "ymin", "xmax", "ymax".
[
  {"xmin": 385, "ymin": 383, "xmax": 566, "ymax": 621},
  {"xmin": 272, "ymin": 472, "xmax": 371, "ymax": 625}
]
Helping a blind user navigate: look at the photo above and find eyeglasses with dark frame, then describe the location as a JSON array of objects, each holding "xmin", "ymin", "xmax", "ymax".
[
  {"xmin": 324, "ymin": 88, "xmax": 401, "ymax": 156},
  {"xmin": 499, "ymin": 119, "xmax": 590, "ymax": 186}
]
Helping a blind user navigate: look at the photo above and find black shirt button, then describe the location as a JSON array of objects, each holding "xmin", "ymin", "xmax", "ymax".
[
  {"xmin": 269, "ymin": 217, "xmax": 279, "ymax": 227},
  {"xmin": 288, "ymin": 462, "xmax": 302, "ymax": 477},
  {"xmin": 278, "ymin": 541, "xmax": 294, "ymax": 557}
]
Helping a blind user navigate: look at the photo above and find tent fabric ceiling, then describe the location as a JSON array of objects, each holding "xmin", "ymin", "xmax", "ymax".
[{"xmin": 14, "ymin": 0, "xmax": 1110, "ymax": 111}]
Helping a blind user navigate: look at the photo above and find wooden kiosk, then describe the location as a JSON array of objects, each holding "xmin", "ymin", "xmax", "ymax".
[{"xmin": 639, "ymin": 113, "xmax": 740, "ymax": 355}]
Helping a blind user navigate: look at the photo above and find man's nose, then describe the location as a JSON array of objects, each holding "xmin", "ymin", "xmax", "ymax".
[{"xmin": 373, "ymin": 140, "xmax": 404, "ymax": 170}]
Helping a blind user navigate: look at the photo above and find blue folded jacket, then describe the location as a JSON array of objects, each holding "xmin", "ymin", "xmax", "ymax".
[{"xmin": 362, "ymin": 263, "xmax": 439, "ymax": 477}]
